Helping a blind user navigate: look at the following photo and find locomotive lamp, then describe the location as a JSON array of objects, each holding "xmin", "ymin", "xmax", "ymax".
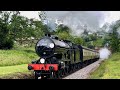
[
  {"xmin": 49, "ymin": 43, "xmax": 54, "ymax": 48},
  {"xmin": 60, "ymin": 61, "xmax": 65, "ymax": 68},
  {"xmin": 40, "ymin": 58, "xmax": 45, "ymax": 63}
]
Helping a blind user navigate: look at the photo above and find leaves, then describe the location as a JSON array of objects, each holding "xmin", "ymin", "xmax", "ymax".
[
  {"xmin": 0, "ymin": 11, "xmax": 48, "ymax": 49},
  {"xmin": 109, "ymin": 20, "xmax": 120, "ymax": 52}
]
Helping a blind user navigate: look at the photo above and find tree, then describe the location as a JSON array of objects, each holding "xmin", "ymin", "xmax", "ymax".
[
  {"xmin": 0, "ymin": 11, "xmax": 14, "ymax": 49},
  {"xmin": 9, "ymin": 11, "xmax": 20, "ymax": 40},
  {"xmin": 32, "ymin": 20, "xmax": 49, "ymax": 39},
  {"xmin": 109, "ymin": 20, "xmax": 120, "ymax": 52},
  {"xmin": 55, "ymin": 24, "xmax": 84, "ymax": 45},
  {"xmin": 56, "ymin": 24, "xmax": 70, "ymax": 33},
  {"xmin": 72, "ymin": 37, "xmax": 84, "ymax": 45},
  {"xmin": 9, "ymin": 15, "xmax": 29, "ymax": 45}
]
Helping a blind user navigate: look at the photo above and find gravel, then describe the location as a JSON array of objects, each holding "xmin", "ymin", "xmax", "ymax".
[{"xmin": 63, "ymin": 59, "xmax": 104, "ymax": 79}]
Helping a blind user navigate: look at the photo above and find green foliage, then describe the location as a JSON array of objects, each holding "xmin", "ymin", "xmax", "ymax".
[
  {"xmin": 109, "ymin": 21, "xmax": 120, "ymax": 52},
  {"xmin": 55, "ymin": 24, "xmax": 71, "ymax": 40},
  {"xmin": 56, "ymin": 24, "xmax": 70, "ymax": 33},
  {"xmin": 71, "ymin": 37, "xmax": 84, "ymax": 45},
  {"xmin": 0, "ymin": 11, "xmax": 14, "ymax": 49},
  {"xmin": 0, "ymin": 11, "xmax": 50, "ymax": 49},
  {"xmin": 3, "ymin": 38, "xmax": 14, "ymax": 49},
  {"xmin": 56, "ymin": 32, "xmax": 70, "ymax": 40},
  {"xmin": 55, "ymin": 24, "xmax": 84, "ymax": 45},
  {"xmin": 82, "ymin": 33, "xmax": 101, "ymax": 49},
  {"xmin": 89, "ymin": 33, "xmax": 97, "ymax": 41},
  {"xmin": 102, "ymin": 35, "xmax": 111, "ymax": 47},
  {"xmin": 93, "ymin": 38, "xmax": 104, "ymax": 47}
]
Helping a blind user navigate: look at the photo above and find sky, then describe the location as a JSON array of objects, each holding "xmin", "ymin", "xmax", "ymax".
[
  {"xmin": 20, "ymin": 11, "xmax": 40, "ymax": 20},
  {"xmin": 20, "ymin": 11, "xmax": 120, "ymax": 27},
  {"xmin": 104, "ymin": 11, "xmax": 120, "ymax": 23}
]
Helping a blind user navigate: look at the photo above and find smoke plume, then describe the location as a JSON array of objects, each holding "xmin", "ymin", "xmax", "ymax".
[
  {"xmin": 99, "ymin": 48, "xmax": 111, "ymax": 59},
  {"xmin": 45, "ymin": 11, "xmax": 109, "ymax": 36}
]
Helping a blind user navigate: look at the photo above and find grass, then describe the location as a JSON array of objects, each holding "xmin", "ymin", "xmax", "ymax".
[
  {"xmin": 0, "ymin": 64, "xmax": 34, "ymax": 79},
  {"xmin": 89, "ymin": 52, "xmax": 120, "ymax": 79},
  {"xmin": 0, "ymin": 72, "xmax": 34, "ymax": 79},
  {"xmin": 0, "ymin": 47, "xmax": 39, "ymax": 66},
  {"xmin": 0, "ymin": 64, "xmax": 28, "ymax": 76},
  {"xmin": 0, "ymin": 45, "xmax": 38, "ymax": 78}
]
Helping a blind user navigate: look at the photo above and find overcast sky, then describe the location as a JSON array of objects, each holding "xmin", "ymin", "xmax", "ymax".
[{"xmin": 20, "ymin": 11, "xmax": 120, "ymax": 26}]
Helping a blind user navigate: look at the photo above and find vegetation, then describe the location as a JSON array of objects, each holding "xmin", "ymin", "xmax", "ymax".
[
  {"xmin": 89, "ymin": 52, "xmax": 120, "ymax": 79},
  {"xmin": 109, "ymin": 20, "xmax": 120, "ymax": 52},
  {"xmin": 0, "ymin": 72, "xmax": 33, "ymax": 79},
  {"xmin": 0, "ymin": 64, "xmax": 28, "ymax": 76},
  {"xmin": 0, "ymin": 46, "xmax": 39, "ymax": 66},
  {"xmin": 0, "ymin": 12, "xmax": 14, "ymax": 49},
  {"xmin": 0, "ymin": 11, "xmax": 117, "ymax": 50},
  {"xmin": 0, "ymin": 46, "xmax": 38, "ymax": 78},
  {"xmin": 0, "ymin": 39, "xmax": 38, "ymax": 79},
  {"xmin": 55, "ymin": 24, "xmax": 85, "ymax": 45},
  {"xmin": 0, "ymin": 11, "xmax": 48, "ymax": 49},
  {"xmin": 0, "ymin": 11, "xmax": 120, "ymax": 78},
  {"xmin": 0, "ymin": 64, "xmax": 33, "ymax": 79}
]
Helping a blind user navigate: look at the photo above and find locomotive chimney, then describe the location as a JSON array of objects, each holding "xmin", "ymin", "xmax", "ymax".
[
  {"xmin": 55, "ymin": 36, "xmax": 58, "ymax": 40},
  {"xmin": 45, "ymin": 33, "xmax": 51, "ymax": 37}
]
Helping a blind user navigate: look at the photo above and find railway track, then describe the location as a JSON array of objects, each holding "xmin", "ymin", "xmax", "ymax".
[
  {"xmin": 63, "ymin": 59, "xmax": 104, "ymax": 79},
  {"xmin": 60, "ymin": 60, "xmax": 97, "ymax": 79}
]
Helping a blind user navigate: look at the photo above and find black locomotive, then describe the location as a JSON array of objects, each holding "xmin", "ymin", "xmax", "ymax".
[{"xmin": 28, "ymin": 34, "xmax": 99, "ymax": 79}]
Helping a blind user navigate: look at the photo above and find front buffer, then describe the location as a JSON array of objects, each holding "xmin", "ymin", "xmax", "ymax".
[{"xmin": 28, "ymin": 64, "xmax": 58, "ymax": 79}]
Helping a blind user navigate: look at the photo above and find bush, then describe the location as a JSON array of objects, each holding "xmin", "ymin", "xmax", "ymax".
[
  {"xmin": 0, "ymin": 38, "xmax": 14, "ymax": 49},
  {"xmin": 4, "ymin": 39, "xmax": 14, "ymax": 49}
]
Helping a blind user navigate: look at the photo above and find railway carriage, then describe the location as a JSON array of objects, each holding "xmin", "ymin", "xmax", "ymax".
[{"xmin": 28, "ymin": 34, "xmax": 99, "ymax": 79}]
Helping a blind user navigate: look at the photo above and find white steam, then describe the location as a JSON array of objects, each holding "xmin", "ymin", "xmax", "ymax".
[
  {"xmin": 99, "ymin": 48, "xmax": 111, "ymax": 59},
  {"xmin": 45, "ymin": 11, "xmax": 109, "ymax": 36}
]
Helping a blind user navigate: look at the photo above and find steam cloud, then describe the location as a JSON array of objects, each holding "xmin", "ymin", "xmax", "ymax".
[
  {"xmin": 45, "ymin": 12, "xmax": 112, "ymax": 60},
  {"xmin": 99, "ymin": 48, "xmax": 111, "ymax": 59},
  {"xmin": 45, "ymin": 11, "xmax": 109, "ymax": 36}
]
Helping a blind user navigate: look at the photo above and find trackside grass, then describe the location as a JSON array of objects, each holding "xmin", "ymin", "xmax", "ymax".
[
  {"xmin": 0, "ymin": 64, "xmax": 34, "ymax": 79},
  {"xmin": 0, "ymin": 47, "xmax": 38, "ymax": 78},
  {"xmin": 89, "ymin": 52, "xmax": 120, "ymax": 79},
  {"xmin": 0, "ymin": 64, "xmax": 28, "ymax": 76}
]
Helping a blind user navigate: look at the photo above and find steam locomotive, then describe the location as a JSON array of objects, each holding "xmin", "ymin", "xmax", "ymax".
[{"xmin": 28, "ymin": 34, "xmax": 99, "ymax": 79}]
